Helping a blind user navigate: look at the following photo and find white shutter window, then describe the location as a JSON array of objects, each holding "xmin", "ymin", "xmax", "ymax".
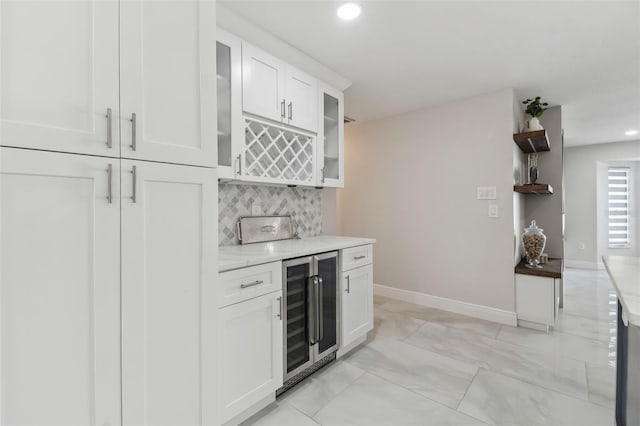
[{"xmin": 608, "ymin": 166, "xmax": 631, "ymax": 248}]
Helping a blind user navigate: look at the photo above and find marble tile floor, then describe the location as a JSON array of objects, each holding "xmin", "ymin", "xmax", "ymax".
[{"xmin": 242, "ymin": 268, "xmax": 617, "ymax": 426}]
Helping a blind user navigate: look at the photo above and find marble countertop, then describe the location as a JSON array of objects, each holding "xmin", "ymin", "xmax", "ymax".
[
  {"xmin": 603, "ymin": 255, "xmax": 640, "ymax": 326},
  {"xmin": 219, "ymin": 235, "xmax": 376, "ymax": 272}
]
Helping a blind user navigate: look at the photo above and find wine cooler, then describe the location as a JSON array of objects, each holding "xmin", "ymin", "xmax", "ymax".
[{"xmin": 280, "ymin": 252, "xmax": 339, "ymax": 391}]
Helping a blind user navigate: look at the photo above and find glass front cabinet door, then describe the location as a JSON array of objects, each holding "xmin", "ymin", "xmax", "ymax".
[
  {"xmin": 317, "ymin": 83, "xmax": 344, "ymax": 188},
  {"xmin": 216, "ymin": 28, "xmax": 243, "ymax": 180}
]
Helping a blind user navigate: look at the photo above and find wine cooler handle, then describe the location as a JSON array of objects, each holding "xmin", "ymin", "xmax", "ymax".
[
  {"xmin": 317, "ymin": 276, "xmax": 324, "ymax": 341},
  {"xmin": 307, "ymin": 277, "xmax": 316, "ymax": 345}
]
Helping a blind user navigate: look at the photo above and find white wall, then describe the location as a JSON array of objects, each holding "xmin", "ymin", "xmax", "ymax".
[
  {"xmin": 564, "ymin": 140, "xmax": 640, "ymax": 267},
  {"xmin": 337, "ymin": 88, "xmax": 518, "ymax": 314}
]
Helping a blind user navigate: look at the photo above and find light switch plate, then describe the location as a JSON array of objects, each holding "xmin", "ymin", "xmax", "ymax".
[
  {"xmin": 477, "ymin": 186, "xmax": 497, "ymax": 200},
  {"xmin": 488, "ymin": 204, "xmax": 499, "ymax": 218}
]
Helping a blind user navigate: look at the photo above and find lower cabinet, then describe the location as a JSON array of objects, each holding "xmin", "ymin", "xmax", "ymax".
[
  {"xmin": 218, "ymin": 289, "xmax": 283, "ymax": 424},
  {"xmin": 341, "ymin": 263, "xmax": 374, "ymax": 348},
  {"xmin": 515, "ymin": 274, "xmax": 561, "ymax": 331},
  {"xmin": 0, "ymin": 147, "xmax": 218, "ymax": 425},
  {"xmin": 0, "ymin": 148, "xmax": 121, "ymax": 425}
]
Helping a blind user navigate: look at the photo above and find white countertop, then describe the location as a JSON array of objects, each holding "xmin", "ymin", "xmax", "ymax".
[
  {"xmin": 219, "ymin": 235, "xmax": 376, "ymax": 272},
  {"xmin": 603, "ymin": 255, "xmax": 640, "ymax": 326}
]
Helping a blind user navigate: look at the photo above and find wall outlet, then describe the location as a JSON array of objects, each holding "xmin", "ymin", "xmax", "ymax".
[
  {"xmin": 477, "ymin": 186, "xmax": 497, "ymax": 200},
  {"xmin": 578, "ymin": 242, "xmax": 585, "ymax": 250},
  {"xmin": 251, "ymin": 203, "xmax": 262, "ymax": 216},
  {"xmin": 488, "ymin": 204, "xmax": 499, "ymax": 218}
]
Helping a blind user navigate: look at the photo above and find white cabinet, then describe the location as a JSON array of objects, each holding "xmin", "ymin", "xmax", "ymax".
[
  {"xmin": 341, "ymin": 244, "xmax": 374, "ymax": 349},
  {"xmin": 284, "ymin": 68, "xmax": 318, "ymax": 132},
  {"xmin": 1, "ymin": 0, "xmax": 216, "ymax": 166},
  {"xmin": 515, "ymin": 274, "xmax": 561, "ymax": 331},
  {"xmin": 317, "ymin": 83, "xmax": 344, "ymax": 188},
  {"xmin": 242, "ymin": 43, "xmax": 286, "ymax": 124},
  {"xmin": 0, "ymin": 1, "xmax": 120, "ymax": 157},
  {"xmin": 217, "ymin": 28, "xmax": 243, "ymax": 179},
  {"xmin": 341, "ymin": 265, "xmax": 374, "ymax": 348},
  {"xmin": 120, "ymin": 0, "xmax": 216, "ymax": 167},
  {"xmin": 0, "ymin": 148, "xmax": 121, "ymax": 425},
  {"xmin": 121, "ymin": 160, "xmax": 218, "ymax": 426},
  {"xmin": 242, "ymin": 42, "xmax": 317, "ymax": 133},
  {"xmin": 218, "ymin": 290, "xmax": 283, "ymax": 424}
]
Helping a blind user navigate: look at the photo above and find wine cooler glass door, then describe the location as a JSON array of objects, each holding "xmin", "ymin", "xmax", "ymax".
[{"xmin": 283, "ymin": 258, "xmax": 313, "ymax": 379}]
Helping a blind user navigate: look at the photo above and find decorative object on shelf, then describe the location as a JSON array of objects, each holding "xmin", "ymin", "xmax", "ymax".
[
  {"xmin": 528, "ymin": 153, "xmax": 539, "ymax": 184},
  {"xmin": 522, "ymin": 220, "xmax": 547, "ymax": 269},
  {"xmin": 540, "ymin": 253, "xmax": 549, "ymax": 264},
  {"xmin": 522, "ymin": 97, "xmax": 549, "ymax": 132}
]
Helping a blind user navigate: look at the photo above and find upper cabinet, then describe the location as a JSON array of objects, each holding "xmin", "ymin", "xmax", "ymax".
[
  {"xmin": 284, "ymin": 67, "xmax": 318, "ymax": 132},
  {"xmin": 0, "ymin": 1, "xmax": 120, "ymax": 157},
  {"xmin": 242, "ymin": 43, "xmax": 287, "ymax": 124},
  {"xmin": 217, "ymin": 29, "xmax": 243, "ymax": 180},
  {"xmin": 0, "ymin": 0, "xmax": 216, "ymax": 167},
  {"xmin": 119, "ymin": 0, "xmax": 216, "ymax": 167},
  {"xmin": 218, "ymin": 31, "xmax": 344, "ymax": 188},
  {"xmin": 317, "ymin": 83, "xmax": 345, "ymax": 187},
  {"xmin": 242, "ymin": 42, "xmax": 318, "ymax": 133}
]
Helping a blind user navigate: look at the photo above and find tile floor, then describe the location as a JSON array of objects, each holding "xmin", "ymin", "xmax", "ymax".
[{"xmin": 242, "ymin": 268, "xmax": 618, "ymax": 426}]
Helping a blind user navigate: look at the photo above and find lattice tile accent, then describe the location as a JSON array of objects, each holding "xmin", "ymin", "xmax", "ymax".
[
  {"xmin": 244, "ymin": 118, "xmax": 315, "ymax": 184},
  {"xmin": 218, "ymin": 183, "xmax": 323, "ymax": 246}
]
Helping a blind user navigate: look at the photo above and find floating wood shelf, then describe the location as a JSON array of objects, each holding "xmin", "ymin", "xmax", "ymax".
[
  {"xmin": 513, "ymin": 130, "xmax": 550, "ymax": 153},
  {"xmin": 513, "ymin": 184, "xmax": 553, "ymax": 194},
  {"xmin": 515, "ymin": 258, "xmax": 562, "ymax": 279}
]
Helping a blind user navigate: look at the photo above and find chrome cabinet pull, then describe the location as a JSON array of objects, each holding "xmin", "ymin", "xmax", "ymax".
[
  {"xmin": 276, "ymin": 296, "xmax": 282, "ymax": 319},
  {"xmin": 130, "ymin": 113, "xmax": 137, "ymax": 151},
  {"xmin": 131, "ymin": 165, "xmax": 137, "ymax": 204},
  {"xmin": 106, "ymin": 108, "xmax": 113, "ymax": 148},
  {"xmin": 107, "ymin": 164, "xmax": 113, "ymax": 204},
  {"xmin": 307, "ymin": 277, "xmax": 316, "ymax": 344},
  {"xmin": 354, "ymin": 255, "xmax": 366, "ymax": 260},
  {"xmin": 317, "ymin": 276, "xmax": 324, "ymax": 341},
  {"xmin": 321, "ymin": 167, "xmax": 325, "ymax": 183},
  {"xmin": 288, "ymin": 102, "xmax": 293, "ymax": 121},
  {"xmin": 240, "ymin": 279, "xmax": 263, "ymax": 289},
  {"xmin": 345, "ymin": 275, "xmax": 350, "ymax": 294},
  {"xmin": 235, "ymin": 154, "xmax": 242, "ymax": 176},
  {"xmin": 281, "ymin": 100, "xmax": 286, "ymax": 120}
]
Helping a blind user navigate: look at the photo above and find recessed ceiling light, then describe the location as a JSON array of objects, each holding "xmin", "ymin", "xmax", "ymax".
[
  {"xmin": 625, "ymin": 129, "xmax": 639, "ymax": 136},
  {"xmin": 337, "ymin": 3, "xmax": 361, "ymax": 20}
]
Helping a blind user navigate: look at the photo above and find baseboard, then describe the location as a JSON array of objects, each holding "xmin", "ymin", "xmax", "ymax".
[
  {"xmin": 374, "ymin": 284, "xmax": 517, "ymax": 326},
  {"xmin": 565, "ymin": 259, "xmax": 605, "ymax": 270}
]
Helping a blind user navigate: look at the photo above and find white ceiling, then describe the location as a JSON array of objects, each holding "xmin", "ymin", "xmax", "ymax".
[{"xmin": 221, "ymin": 1, "xmax": 640, "ymax": 147}]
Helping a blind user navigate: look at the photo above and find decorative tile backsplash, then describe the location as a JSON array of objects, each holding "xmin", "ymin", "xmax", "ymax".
[{"xmin": 218, "ymin": 183, "xmax": 323, "ymax": 246}]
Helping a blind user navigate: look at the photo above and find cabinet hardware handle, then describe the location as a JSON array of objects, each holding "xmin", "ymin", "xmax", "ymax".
[
  {"xmin": 131, "ymin": 165, "xmax": 137, "ymax": 204},
  {"xmin": 236, "ymin": 154, "xmax": 242, "ymax": 175},
  {"xmin": 345, "ymin": 275, "xmax": 350, "ymax": 294},
  {"xmin": 321, "ymin": 167, "xmax": 325, "ymax": 183},
  {"xmin": 288, "ymin": 102, "xmax": 293, "ymax": 121},
  {"xmin": 281, "ymin": 100, "xmax": 286, "ymax": 120},
  {"xmin": 106, "ymin": 108, "xmax": 113, "ymax": 148},
  {"xmin": 130, "ymin": 113, "xmax": 137, "ymax": 151},
  {"xmin": 240, "ymin": 280, "xmax": 263, "ymax": 289},
  {"xmin": 317, "ymin": 276, "xmax": 324, "ymax": 341},
  {"xmin": 308, "ymin": 277, "xmax": 317, "ymax": 344},
  {"xmin": 354, "ymin": 255, "xmax": 366, "ymax": 260},
  {"xmin": 107, "ymin": 164, "xmax": 113, "ymax": 204},
  {"xmin": 277, "ymin": 296, "xmax": 282, "ymax": 319}
]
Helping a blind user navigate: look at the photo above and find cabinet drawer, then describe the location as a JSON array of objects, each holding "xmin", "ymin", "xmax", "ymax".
[
  {"xmin": 341, "ymin": 244, "xmax": 373, "ymax": 271},
  {"xmin": 218, "ymin": 262, "xmax": 282, "ymax": 308}
]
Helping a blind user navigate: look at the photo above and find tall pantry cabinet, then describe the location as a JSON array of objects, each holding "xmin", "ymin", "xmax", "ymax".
[{"xmin": 0, "ymin": 2, "xmax": 218, "ymax": 425}]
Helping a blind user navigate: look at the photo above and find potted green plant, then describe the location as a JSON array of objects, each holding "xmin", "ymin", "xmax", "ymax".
[{"xmin": 522, "ymin": 97, "xmax": 549, "ymax": 131}]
